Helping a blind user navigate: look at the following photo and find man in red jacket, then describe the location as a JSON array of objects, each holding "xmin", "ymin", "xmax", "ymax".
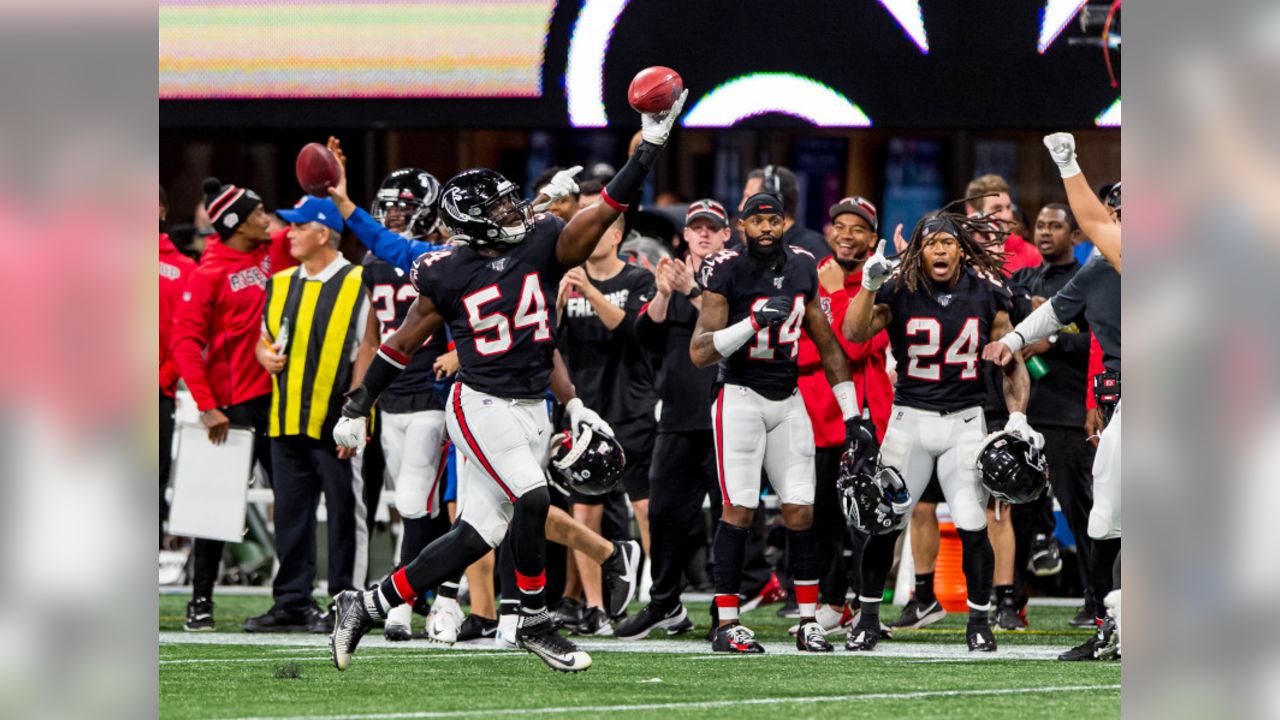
[
  {"xmin": 965, "ymin": 175, "xmax": 1042, "ymax": 276},
  {"xmin": 160, "ymin": 185, "xmax": 196, "ymax": 549},
  {"xmin": 792, "ymin": 196, "xmax": 893, "ymax": 636},
  {"xmin": 170, "ymin": 178, "xmax": 298, "ymax": 632}
]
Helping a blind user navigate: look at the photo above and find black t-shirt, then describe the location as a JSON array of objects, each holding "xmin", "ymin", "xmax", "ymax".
[
  {"xmin": 1051, "ymin": 255, "xmax": 1121, "ymax": 372},
  {"xmin": 645, "ymin": 290, "xmax": 718, "ymax": 433},
  {"xmin": 1011, "ymin": 261, "xmax": 1091, "ymax": 428},
  {"xmin": 411, "ymin": 213, "xmax": 566, "ymax": 399},
  {"xmin": 557, "ymin": 263, "xmax": 658, "ymax": 425},
  {"xmin": 782, "ymin": 224, "xmax": 831, "ymax": 261},
  {"xmin": 363, "ymin": 254, "xmax": 448, "ymax": 413},
  {"xmin": 877, "ymin": 268, "xmax": 1013, "ymax": 413},
  {"xmin": 699, "ymin": 245, "xmax": 818, "ymax": 401}
]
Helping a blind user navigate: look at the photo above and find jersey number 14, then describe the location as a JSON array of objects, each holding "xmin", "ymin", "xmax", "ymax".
[
  {"xmin": 462, "ymin": 274, "xmax": 551, "ymax": 355},
  {"xmin": 748, "ymin": 296, "xmax": 804, "ymax": 360}
]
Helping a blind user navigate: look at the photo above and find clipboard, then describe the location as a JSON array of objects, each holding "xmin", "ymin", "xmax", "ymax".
[{"xmin": 167, "ymin": 422, "xmax": 255, "ymax": 542}]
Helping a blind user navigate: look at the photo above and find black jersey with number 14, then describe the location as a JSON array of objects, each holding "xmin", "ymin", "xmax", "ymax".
[
  {"xmin": 699, "ymin": 245, "xmax": 818, "ymax": 401},
  {"xmin": 411, "ymin": 213, "xmax": 566, "ymax": 399},
  {"xmin": 876, "ymin": 268, "xmax": 1013, "ymax": 413}
]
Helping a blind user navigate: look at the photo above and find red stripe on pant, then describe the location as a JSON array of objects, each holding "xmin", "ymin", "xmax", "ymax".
[
  {"xmin": 452, "ymin": 387, "xmax": 516, "ymax": 502},
  {"xmin": 795, "ymin": 582, "xmax": 819, "ymax": 605},
  {"xmin": 714, "ymin": 594, "xmax": 739, "ymax": 608},
  {"xmin": 714, "ymin": 389, "xmax": 731, "ymax": 506},
  {"xmin": 427, "ymin": 439, "xmax": 449, "ymax": 516},
  {"xmin": 515, "ymin": 571, "xmax": 546, "ymax": 593},
  {"xmin": 391, "ymin": 567, "xmax": 416, "ymax": 603}
]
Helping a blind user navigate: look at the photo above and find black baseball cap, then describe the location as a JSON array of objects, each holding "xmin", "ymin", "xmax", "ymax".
[
  {"xmin": 740, "ymin": 192, "xmax": 784, "ymax": 220},
  {"xmin": 828, "ymin": 195, "xmax": 878, "ymax": 232},
  {"xmin": 685, "ymin": 199, "xmax": 729, "ymax": 229}
]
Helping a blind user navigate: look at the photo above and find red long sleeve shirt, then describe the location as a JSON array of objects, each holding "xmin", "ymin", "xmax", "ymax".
[
  {"xmin": 170, "ymin": 230, "xmax": 294, "ymax": 411},
  {"xmin": 796, "ymin": 268, "xmax": 893, "ymax": 448},
  {"xmin": 1001, "ymin": 233, "xmax": 1043, "ymax": 276},
  {"xmin": 159, "ymin": 234, "xmax": 196, "ymax": 396}
]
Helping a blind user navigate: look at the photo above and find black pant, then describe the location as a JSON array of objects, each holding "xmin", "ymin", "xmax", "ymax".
[
  {"xmin": 269, "ymin": 433, "xmax": 364, "ymax": 612},
  {"xmin": 160, "ymin": 392, "xmax": 175, "ymax": 549},
  {"xmin": 647, "ymin": 430, "xmax": 771, "ymax": 610},
  {"xmin": 813, "ymin": 446, "xmax": 848, "ymax": 605},
  {"xmin": 1012, "ymin": 492, "xmax": 1055, "ymax": 598},
  {"xmin": 191, "ymin": 395, "xmax": 273, "ymax": 600},
  {"xmin": 1041, "ymin": 426, "xmax": 1097, "ymax": 602}
]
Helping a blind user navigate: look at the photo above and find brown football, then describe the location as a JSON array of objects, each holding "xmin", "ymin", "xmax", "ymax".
[
  {"xmin": 295, "ymin": 142, "xmax": 340, "ymax": 197},
  {"xmin": 628, "ymin": 66, "xmax": 683, "ymax": 114}
]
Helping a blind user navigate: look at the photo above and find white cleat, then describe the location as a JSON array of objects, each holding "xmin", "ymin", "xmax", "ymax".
[
  {"xmin": 426, "ymin": 597, "xmax": 464, "ymax": 645},
  {"xmin": 383, "ymin": 603, "xmax": 413, "ymax": 642}
]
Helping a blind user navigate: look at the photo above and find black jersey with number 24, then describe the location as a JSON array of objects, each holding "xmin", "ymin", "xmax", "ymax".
[
  {"xmin": 876, "ymin": 268, "xmax": 1013, "ymax": 413},
  {"xmin": 699, "ymin": 245, "xmax": 818, "ymax": 401},
  {"xmin": 411, "ymin": 213, "xmax": 566, "ymax": 399}
]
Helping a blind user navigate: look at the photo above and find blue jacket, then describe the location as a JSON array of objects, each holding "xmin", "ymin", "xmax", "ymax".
[{"xmin": 346, "ymin": 206, "xmax": 450, "ymax": 273}]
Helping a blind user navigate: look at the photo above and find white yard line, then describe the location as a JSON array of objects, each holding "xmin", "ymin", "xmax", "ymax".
[
  {"xmin": 218, "ymin": 684, "xmax": 1121, "ymax": 720},
  {"xmin": 160, "ymin": 632, "xmax": 1070, "ymax": 660}
]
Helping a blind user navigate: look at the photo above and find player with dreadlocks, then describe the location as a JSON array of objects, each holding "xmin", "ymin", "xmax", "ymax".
[{"xmin": 840, "ymin": 205, "xmax": 1039, "ymax": 653}]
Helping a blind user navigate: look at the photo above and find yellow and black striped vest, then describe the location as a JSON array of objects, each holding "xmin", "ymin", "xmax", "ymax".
[{"xmin": 264, "ymin": 263, "xmax": 366, "ymax": 439}]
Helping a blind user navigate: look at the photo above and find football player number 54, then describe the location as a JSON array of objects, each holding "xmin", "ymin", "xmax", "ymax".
[{"xmin": 463, "ymin": 275, "xmax": 551, "ymax": 355}]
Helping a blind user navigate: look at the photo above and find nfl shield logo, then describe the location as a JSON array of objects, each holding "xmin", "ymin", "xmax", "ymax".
[
  {"xmin": 488, "ymin": 258, "xmax": 508, "ymax": 272},
  {"xmin": 936, "ymin": 294, "xmax": 953, "ymax": 307},
  {"xmin": 773, "ymin": 277, "xmax": 783, "ymax": 289}
]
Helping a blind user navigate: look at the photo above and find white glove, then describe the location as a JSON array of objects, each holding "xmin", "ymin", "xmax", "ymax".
[
  {"xmin": 532, "ymin": 165, "xmax": 583, "ymax": 212},
  {"xmin": 333, "ymin": 415, "xmax": 368, "ymax": 450},
  {"xmin": 1043, "ymin": 132, "xmax": 1081, "ymax": 178},
  {"xmin": 565, "ymin": 397, "xmax": 614, "ymax": 438},
  {"xmin": 640, "ymin": 89, "xmax": 689, "ymax": 146},
  {"xmin": 860, "ymin": 239, "xmax": 899, "ymax": 292},
  {"xmin": 1004, "ymin": 412, "xmax": 1044, "ymax": 450}
]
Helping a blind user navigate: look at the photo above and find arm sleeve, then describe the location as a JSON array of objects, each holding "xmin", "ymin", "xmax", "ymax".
[
  {"xmin": 347, "ymin": 206, "xmax": 449, "ymax": 272},
  {"xmin": 169, "ymin": 271, "xmax": 220, "ymax": 411},
  {"xmin": 1002, "ymin": 300, "xmax": 1065, "ymax": 352}
]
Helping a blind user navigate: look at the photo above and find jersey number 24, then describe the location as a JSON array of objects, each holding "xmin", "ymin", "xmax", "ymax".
[
  {"xmin": 462, "ymin": 274, "xmax": 551, "ymax": 355},
  {"xmin": 904, "ymin": 317, "xmax": 979, "ymax": 381}
]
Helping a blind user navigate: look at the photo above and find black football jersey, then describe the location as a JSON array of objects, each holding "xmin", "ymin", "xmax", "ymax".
[
  {"xmin": 876, "ymin": 268, "xmax": 1013, "ymax": 412},
  {"xmin": 699, "ymin": 245, "xmax": 818, "ymax": 400},
  {"xmin": 411, "ymin": 213, "xmax": 566, "ymax": 399},
  {"xmin": 557, "ymin": 263, "xmax": 658, "ymax": 425},
  {"xmin": 362, "ymin": 254, "xmax": 448, "ymax": 413}
]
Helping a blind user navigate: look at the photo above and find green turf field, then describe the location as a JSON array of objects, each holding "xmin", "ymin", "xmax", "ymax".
[{"xmin": 159, "ymin": 593, "xmax": 1120, "ymax": 719}]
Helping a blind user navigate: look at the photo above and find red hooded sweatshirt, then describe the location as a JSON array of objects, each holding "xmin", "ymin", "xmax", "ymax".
[
  {"xmin": 796, "ymin": 266, "xmax": 893, "ymax": 448},
  {"xmin": 160, "ymin": 234, "xmax": 197, "ymax": 396},
  {"xmin": 1001, "ymin": 233, "xmax": 1043, "ymax": 276},
  {"xmin": 170, "ymin": 229, "xmax": 294, "ymax": 411}
]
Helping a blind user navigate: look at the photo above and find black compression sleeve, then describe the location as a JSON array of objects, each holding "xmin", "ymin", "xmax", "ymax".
[
  {"xmin": 602, "ymin": 140, "xmax": 663, "ymax": 209},
  {"xmin": 342, "ymin": 345, "xmax": 408, "ymax": 417}
]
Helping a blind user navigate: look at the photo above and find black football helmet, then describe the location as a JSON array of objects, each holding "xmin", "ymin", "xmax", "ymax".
[
  {"xmin": 548, "ymin": 427, "xmax": 625, "ymax": 496},
  {"xmin": 975, "ymin": 431, "xmax": 1050, "ymax": 504},
  {"xmin": 438, "ymin": 168, "xmax": 533, "ymax": 249},
  {"xmin": 1105, "ymin": 182, "xmax": 1122, "ymax": 221},
  {"xmin": 371, "ymin": 168, "xmax": 441, "ymax": 239},
  {"xmin": 838, "ymin": 452, "xmax": 911, "ymax": 536}
]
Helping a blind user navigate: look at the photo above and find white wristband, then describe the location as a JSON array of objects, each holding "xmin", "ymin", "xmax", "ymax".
[
  {"xmin": 712, "ymin": 317, "xmax": 757, "ymax": 357},
  {"xmin": 565, "ymin": 398, "xmax": 583, "ymax": 415},
  {"xmin": 1058, "ymin": 158, "xmax": 1082, "ymax": 179},
  {"xmin": 832, "ymin": 381, "xmax": 858, "ymax": 421}
]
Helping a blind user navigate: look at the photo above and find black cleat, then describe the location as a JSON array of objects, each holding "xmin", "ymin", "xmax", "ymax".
[
  {"xmin": 1060, "ymin": 619, "xmax": 1118, "ymax": 661},
  {"xmin": 1028, "ymin": 533, "xmax": 1063, "ymax": 577},
  {"xmin": 845, "ymin": 622, "xmax": 881, "ymax": 652},
  {"xmin": 184, "ymin": 597, "xmax": 214, "ymax": 632},
  {"xmin": 994, "ymin": 600, "xmax": 1028, "ymax": 631},
  {"xmin": 517, "ymin": 610, "xmax": 592, "ymax": 672},
  {"xmin": 775, "ymin": 596, "xmax": 800, "ymax": 619},
  {"xmin": 967, "ymin": 622, "xmax": 998, "ymax": 652},
  {"xmin": 602, "ymin": 540, "xmax": 641, "ymax": 619},
  {"xmin": 711, "ymin": 623, "xmax": 765, "ymax": 654},
  {"xmin": 330, "ymin": 591, "xmax": 374, "ymax": 671},
  {"xmin": 1069, "ymin": 605, "xmax": 1098, "ymax": 628},
  {"xmin": 888, "ymin": 597, "xmax": 947, "ymax": 629},
  {"xmin": 455, "ymin": 614, "xmax": 498, "ymax": 642},
  {"xmin": 795, "ymin": 621, "xmax": 834, "ymax": 652},
  {"xmin": 572, "ymin": 606, "xmax": 614, "ymax": 637},
  {"xmin": 308, "ymin": 603, "xmax": 335, "ymax": 635},
  {"xmin": 552, "ymin": 597, "xmax": 585, "ymax": 632},
  {"xmin": 615, "ymin": 603, "xmax": 691, "ymax": 640},
  {"xmin": 243, "ymin": 604, "xmax": 315, "ymax": 633}
]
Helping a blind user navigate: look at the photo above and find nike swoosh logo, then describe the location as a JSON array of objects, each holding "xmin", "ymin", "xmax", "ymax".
[
  {"xmin": 560, "ymin": 656, "xmax": 576, "ymax": 667},
  {"xmin": 963, "ymin": 416, "xmax": 976, "ymax": 423}
]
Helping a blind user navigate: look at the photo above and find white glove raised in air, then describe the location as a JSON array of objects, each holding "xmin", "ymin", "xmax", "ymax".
[
  {"xmin": 333, "ymin": 415, "xmax": 368, "ymax": 450},
  {"xmin": 1043, "ymin": 132, "xmax": 1081, "ymax": 179},
  {"xmin": 532, "ymin": 165, "xmax": 583, "ymax": 212},
  {"xmin": 1004, "ymin": 412, "xmax": 1045, "ymax": 450},
  {"xmin": 860, "ymin": 239, "xmax": 899, "ymax": 292},
  {"xmin": 640, "ymin": 89, "xmax": 689, "ymax": 146},
  {"xmin": 565, "ymin": 397, "xmax": 614, "ymax": 438}
]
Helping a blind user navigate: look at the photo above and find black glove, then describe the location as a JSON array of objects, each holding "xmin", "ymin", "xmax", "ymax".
[
  {"xmin": 341, "ymin": 386, "xmax": 373, "ymax": 419},
  {"xmin": 752, "ymin": 296, "xmax": 793, "ymax": 328},
  {"xmin": 843, "ymin": 416, "xmax": 880, "ymax": 475}
]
